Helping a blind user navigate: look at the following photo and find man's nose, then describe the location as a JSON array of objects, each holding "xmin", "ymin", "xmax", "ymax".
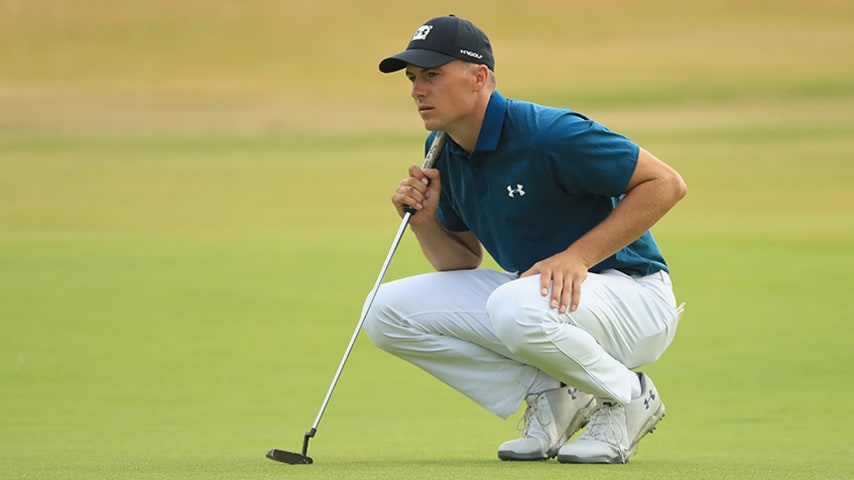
[{"xmin": 411, "ymin": 78, "xmax": 425, "ymax": 98}]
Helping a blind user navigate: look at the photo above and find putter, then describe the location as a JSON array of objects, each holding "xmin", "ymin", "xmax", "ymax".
[{"xmin": 267, "ymin": 131, "xmax": 447, "ymax": 465}]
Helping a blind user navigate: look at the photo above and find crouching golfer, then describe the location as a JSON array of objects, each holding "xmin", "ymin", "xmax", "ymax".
[{"xmin": 364, "ymin": 15, "xmax": 686, "ymax": 464}]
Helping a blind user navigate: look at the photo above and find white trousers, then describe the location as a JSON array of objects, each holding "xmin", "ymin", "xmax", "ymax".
[{"xmin": 363, "ymin": 268, "xmax": 681, "ymax": 419}]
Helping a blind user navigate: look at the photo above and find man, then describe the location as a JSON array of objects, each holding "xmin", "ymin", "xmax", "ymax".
[{"xmin": 365, "ymin": 14, "xmax": 686, "ymax": 464}]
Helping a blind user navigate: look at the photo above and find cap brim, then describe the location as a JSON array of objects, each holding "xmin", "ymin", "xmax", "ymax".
[{"xmin": 379, "ymin": 49, "xmax": 455, "ymax": 73}]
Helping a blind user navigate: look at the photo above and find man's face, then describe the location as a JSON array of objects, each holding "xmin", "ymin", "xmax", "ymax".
[{"xmin": 405, "ymin": 60, "xmax": 479, "ymax": 132}]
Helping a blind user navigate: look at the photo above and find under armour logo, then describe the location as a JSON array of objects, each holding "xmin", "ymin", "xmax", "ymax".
[
  {"xmin": 412, "ymin": 25, "xmax": 433, "ymax": 41},
  {"xmin": 643, "ymin": 389, "xmax": 656, "ymax": 410},
  {"xmin": 507, "ymin": 184, "xmax": 525, "ymax": 198}
]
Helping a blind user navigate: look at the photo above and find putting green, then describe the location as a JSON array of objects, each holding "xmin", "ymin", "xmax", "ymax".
[{"xmin": 1, "ymin": 1, "xmax": 852, "ymax": 479}]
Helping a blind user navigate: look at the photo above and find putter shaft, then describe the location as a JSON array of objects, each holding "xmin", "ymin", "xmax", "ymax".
[{"xmin": 266, "ymin": 131, "xmax": 447, "ymax": 465}]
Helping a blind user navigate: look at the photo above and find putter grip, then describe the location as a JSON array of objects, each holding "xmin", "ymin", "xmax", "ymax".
[{"xmin": 403, "ymin": 131, "xmax": 447, "ymax": 216}]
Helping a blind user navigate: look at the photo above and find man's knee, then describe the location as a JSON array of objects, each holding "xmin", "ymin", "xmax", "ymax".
[
  {"xmin": 485, "ymin": 280, "xmax": 541, "ymax": 354},
  {"xmin": 362, "ymin": 287, "xmax": 397, "ymax": 352}
]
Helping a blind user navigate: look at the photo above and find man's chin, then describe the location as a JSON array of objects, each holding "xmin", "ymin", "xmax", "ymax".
[{"xmin": 421, "ymin": 120, "xmax": 442, "ymax": 132}]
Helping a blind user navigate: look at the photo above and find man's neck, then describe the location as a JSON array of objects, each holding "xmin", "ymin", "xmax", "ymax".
[{"xmin": 448, "ymin": 89, "xmax": 493, "ymax": 153}]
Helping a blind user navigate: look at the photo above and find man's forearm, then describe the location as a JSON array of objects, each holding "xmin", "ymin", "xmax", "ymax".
[
  {"xmin": 411, "ymin": 219, "xmax": 483, "ymax": 271},
  {"xmin": 567, "ymin": 174, "xmax": 686, "ymax": 269}
]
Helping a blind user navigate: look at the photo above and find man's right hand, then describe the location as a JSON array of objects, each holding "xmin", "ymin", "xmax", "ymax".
[{"xmin": 392, "ymin": 165, "xmax": 442, "ymax": 226}]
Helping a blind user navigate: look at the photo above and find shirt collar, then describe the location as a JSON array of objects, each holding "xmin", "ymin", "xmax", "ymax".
[{"xmin": 474, "ymin": 90, "xmax": 507, "ymax": 152}]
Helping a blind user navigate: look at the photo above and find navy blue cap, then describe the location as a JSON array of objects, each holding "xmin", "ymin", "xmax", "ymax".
[{"xmin": 379, "ymin": 15, "xmax": 494, "ymax": 73}]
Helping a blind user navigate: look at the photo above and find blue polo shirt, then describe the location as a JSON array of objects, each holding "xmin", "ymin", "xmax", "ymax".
[{"xmin": 427, "ymin": 91, "xmax": 668, "ymax": 276}]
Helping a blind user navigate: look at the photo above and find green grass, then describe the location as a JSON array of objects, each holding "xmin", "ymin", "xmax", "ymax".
[{"xmin": 2, "ymin": 1, "xmax": 853, "ymax": 479}]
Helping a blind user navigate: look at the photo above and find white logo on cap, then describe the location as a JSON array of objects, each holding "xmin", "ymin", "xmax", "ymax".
[
  {"xmin": 460, "ymin": 49, "xmax": 483, "ymax": 60},
  {"xmin": 412, "ymin": 25, "xmax": 433, "ymax": 41}
]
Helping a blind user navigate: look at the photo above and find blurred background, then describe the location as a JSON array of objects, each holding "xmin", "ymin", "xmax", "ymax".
[
  {"xmin": 1, "ymin": 1, "xmax": 852, "ymax": 479},
  {"xmin": 1, "ymin": 0, "xmax": 851, "ymax": 236},
  {"xmin": 3, "ymin": 1, "xmax": 851, "ymax": 135}
]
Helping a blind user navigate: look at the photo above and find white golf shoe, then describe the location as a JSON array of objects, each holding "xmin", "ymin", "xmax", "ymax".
[
  {"xmin": 557, "ymin": 372, "xmax": 665, "ymax": 464},
  {"xmin": 498, "ymin": 385, "xmax": 596, "ymax": 461}
]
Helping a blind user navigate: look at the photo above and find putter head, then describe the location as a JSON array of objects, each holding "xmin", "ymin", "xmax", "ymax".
[{"xmin": 266, "ymin": 449, "xmax": 313, "ymax": 464}]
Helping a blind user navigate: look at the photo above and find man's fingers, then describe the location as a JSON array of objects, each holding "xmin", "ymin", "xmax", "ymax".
[
  {"xmin": 559, "ymin": 279, "xmax": 577, "ymax": 314},
  {"xmin": 526, "ymin": 253, "xmax": 588, "ymax": 313},
  {"xmin": 537, "ymin": 265, "xmax": 550, "ymax": 297},
  {"xmin": 407, "ymin": 164, "xmax": 425, "ymax": 178},
  {"xmin": 550, "ymin": 272, "xmax": 563, "ymax": 309},
  {"xmin": 551, "ymin": 275, "xmax": 583, "ymax": 313},
  {"xmin": 569, "ymin": 284, "xmax": 581, "ymax": 312},
  {"xmin": 396, "ymin": 174, "xmax": 429, "ymax": 209}
]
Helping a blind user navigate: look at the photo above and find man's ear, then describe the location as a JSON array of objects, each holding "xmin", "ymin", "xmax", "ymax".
[{"xmin": 473, "ymin": 64, "xmax": 489, "ymax": 90}]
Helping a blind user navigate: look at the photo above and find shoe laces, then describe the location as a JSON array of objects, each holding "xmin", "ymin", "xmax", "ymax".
[
  {"xmin": 578, "ymin": 402, "xmax": 629, "ymax": 462},
  {"xmin": 515, "ymin": 392, "xmax": 553, "ymax": 438}
]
